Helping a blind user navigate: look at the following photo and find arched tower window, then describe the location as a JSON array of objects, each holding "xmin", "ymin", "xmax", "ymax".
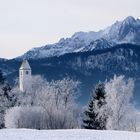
[{"xmin": 26, "ymin": 71, "xmax": 29, "ymax": 75}]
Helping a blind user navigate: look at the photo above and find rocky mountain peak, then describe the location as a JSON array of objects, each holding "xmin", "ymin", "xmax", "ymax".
[{"xmin": 18, "ymin": 16, "xmax": 140, "ymax": 60}]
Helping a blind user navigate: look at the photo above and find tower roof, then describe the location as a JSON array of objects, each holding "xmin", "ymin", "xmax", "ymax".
[{"xmin": 20, "ymin": 60, "xmax": 31, "ymax": 70}]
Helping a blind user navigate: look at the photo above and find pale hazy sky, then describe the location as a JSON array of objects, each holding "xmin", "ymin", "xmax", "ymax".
[{"xmin": 0, "ymin": 0, "xmax": 140, "ymax": 59}]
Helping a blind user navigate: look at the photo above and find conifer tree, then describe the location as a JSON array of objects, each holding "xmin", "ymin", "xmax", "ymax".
[
  {"xmin": 0, "ymin": 70, "xmax": 14, "ymax": 128},
  {"xmin": 83, "ymin": 82, "xmax": 106, "ymax": 129}
]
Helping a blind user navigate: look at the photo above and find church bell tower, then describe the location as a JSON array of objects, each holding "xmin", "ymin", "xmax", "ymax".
[{"xmin": 19, "ymin": 60, "xmax": 32, "ymax": 92}]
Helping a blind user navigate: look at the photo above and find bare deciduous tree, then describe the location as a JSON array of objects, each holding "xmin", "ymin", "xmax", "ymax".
[{"xmin": 5, "ymin": 76, "xmax": 81, "ymax": 129}]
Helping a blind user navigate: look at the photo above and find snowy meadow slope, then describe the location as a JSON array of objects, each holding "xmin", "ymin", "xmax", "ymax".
[{"xmin": 1, "ymin": 129, "xmax": 140, "ymax": 140}]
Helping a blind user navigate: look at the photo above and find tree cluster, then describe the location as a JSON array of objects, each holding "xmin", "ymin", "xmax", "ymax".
[
  {"xmin": 0, "ymin": 70, "xmax": 15, "ymax": 128},
  {"xmin": 83, "ymin": 75, "xmax": 140, "ymax": 131},
  {"xmin": 5, "ymin": 76, "xmax": 80, "ymax": 129},
  {"xmin": 1, "ymin": 68, "xmax": 140, "ymax": 132}
]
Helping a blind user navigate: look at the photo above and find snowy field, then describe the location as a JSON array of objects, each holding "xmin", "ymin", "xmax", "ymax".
[{"xmin": 0, "ymin": 129, "xmax": 140, "ymax": 140}]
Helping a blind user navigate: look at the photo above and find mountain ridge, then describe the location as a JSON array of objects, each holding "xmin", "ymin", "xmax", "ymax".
[
  {"xmin": 2, "ymin": 16, "xmax": 140, "ymax": 105},
  {"xmin": 18, "ymin": 16, "xmax": 140, "ymax": 60},
  {"xmin": 3, "ymin": 43, "xmax": 140, "ymax": 105}
]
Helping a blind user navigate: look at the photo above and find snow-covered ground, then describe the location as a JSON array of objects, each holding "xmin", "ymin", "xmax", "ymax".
[{"xmin": 0, "ymin": 129, "xmax": 140, "ymax": 140}]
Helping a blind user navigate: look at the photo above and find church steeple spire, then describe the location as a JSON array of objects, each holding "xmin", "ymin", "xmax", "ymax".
[{"xmin": 19, "ymin": 60, "xmax": 32, "ymax": 92}]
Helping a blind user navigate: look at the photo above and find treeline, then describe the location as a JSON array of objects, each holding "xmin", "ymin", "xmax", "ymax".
[
  {"xmin": 83, "ymin": 76, "xmax": 140, "ymax": 131},
  {"xmin": 0, "ymin": 69, "xmax": 140, "ymax": 131}
]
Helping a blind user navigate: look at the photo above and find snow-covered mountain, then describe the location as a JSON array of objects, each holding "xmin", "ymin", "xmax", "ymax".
[
  {"xmin": 2, "ymin": 16, "xmax": 140, "ymax": 105},
  {"xmin": 2, "ymin": 43, "xmax": 140, "ymax": 105},
  {"xmin": 102, "ymin": 16, "xmax": 140, "ymax": 44},
  {"xmin": 19, "ymin": 16, "xmax": 140, "ymax": 60},
  {"xmin": 73, "ymin": 16, "xmax": 140, "ymax": 44}
]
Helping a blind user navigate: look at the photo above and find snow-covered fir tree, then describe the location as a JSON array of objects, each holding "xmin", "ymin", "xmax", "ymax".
[
  {"xmin": 83, "ymin": 82, "xmax": 106, "ymax": 129},
  {"xmin": 0, "ymin": 70, "xmax": 16, "ymax": 128}
]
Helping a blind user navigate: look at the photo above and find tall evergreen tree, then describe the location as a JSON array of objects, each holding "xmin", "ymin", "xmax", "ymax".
[
  {"xmin": 0, "ymin": 70, "xmax": 15, "ymax": 128},
  {"xmin": 83, "ymin": 82, "xmax": 106, "ymax": 129}
]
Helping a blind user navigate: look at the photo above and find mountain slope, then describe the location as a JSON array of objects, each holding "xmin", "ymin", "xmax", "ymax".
[
  {"xmin": 2, "ymin": 17, "xmax": 140, "ymax": 105},
  {"xmin": 3, "ymin": 44, "xmax": 140, "ymax": 105},
  {"xmin": 102, "ymin": 16, "xmax": 140, "ymax": 44},
  {"xmin": 19, "ymin": 16, "xmax": 140, "ymax": 60}
]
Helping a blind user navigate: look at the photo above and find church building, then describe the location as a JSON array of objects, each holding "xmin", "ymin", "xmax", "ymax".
[{"xmin": 19, "ymin": 60, "xmax": 32, "ymax": 92}]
